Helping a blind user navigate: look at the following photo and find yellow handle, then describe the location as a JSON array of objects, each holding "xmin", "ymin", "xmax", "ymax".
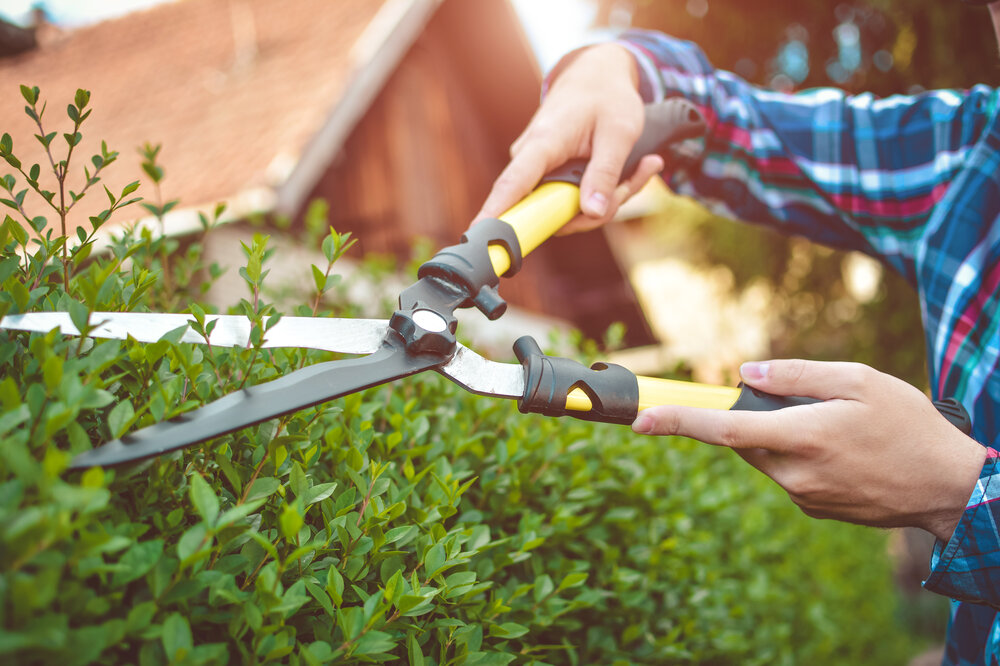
[
  {"xmin": 488, "ymin": 182, "xmax": 580, "ymax": 276},
  {"xmin": 565, "ymin": 376, "xmax": 740, "ymax": 413}
]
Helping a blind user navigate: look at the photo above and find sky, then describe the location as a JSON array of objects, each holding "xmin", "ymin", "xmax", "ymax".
[
  {"xmin": 0, "ymin": 0, "xmax": 174, "ymax": 26},
  {"xmin": 0, "ymin": 0, "xmax": 601, "ymax": 71}
]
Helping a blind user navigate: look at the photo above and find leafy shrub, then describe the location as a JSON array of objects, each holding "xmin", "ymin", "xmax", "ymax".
[{"xmin": 0, "ymin": 88, "xmax": 923, "ymax": 665}]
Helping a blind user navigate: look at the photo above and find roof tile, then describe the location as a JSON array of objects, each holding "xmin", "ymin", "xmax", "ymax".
[{"xmin": 0, "ymin": 0, "xmax": 385, "ymax": 218}]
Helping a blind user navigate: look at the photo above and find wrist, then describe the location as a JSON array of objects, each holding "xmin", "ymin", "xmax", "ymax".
[
  {"xmin": 547, "ymin": 43, "xmax": 640, "ymax": 95},
  {"xmin": 922, "ymin": 434, "xmax": 987, "ymax": 542}
]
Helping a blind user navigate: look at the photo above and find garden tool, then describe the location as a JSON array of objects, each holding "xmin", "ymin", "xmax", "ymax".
[{"xmin": 0, "ymin": 98, "xmax": 972, "ymax": 469}]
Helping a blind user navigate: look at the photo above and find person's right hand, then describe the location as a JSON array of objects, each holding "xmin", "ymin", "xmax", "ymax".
[{"xmin": 475, "ymin": 43, "xmax": 664, "ymax": 233}]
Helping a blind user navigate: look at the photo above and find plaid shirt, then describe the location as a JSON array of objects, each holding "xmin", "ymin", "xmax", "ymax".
[{"xmin": 616, "ymin": 30, "xmax": 1000, "ymax": 665}]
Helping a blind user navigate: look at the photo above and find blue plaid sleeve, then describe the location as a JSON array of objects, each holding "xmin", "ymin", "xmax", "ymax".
[
  {"xmin": 925, "ymin": 448, "xmax": 1000, "ymax": 608},
  {"xmin": 615, "ymin": 30, "xmax": 996, "ymax": 282}
]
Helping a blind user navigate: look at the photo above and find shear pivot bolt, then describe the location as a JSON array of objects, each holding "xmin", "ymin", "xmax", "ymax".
[{"xmin": 412, "ymin": 310, "xmax": 447, "ymax": 333}]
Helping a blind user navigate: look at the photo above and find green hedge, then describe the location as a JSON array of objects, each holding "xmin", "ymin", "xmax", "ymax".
[{"xmin": 0, "ymin": 87, "xmax": 920, "ymax": 665}]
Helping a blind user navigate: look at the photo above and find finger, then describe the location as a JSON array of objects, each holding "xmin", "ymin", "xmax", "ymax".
[
  {"xmin": 579, "ymin": 114, "xmax": 642, "ymax": 218},
  {"xmin": 620, "ymin": 154, "xmax": 664, "ymax": 196},
  {"xmin": 556, "ymin": 213, "xmax": 599, "ymax": 235},
  {"xmin": 509, "ymin": 130, "xmax": 528, "ymax": 157},
  {"xmin": 739, "ymin": 359, "xmax": 873, "ymax": 402},
  {"xmin": 556, "ymin": 182, "xmax": 633, "ymax": 234},
  {"xmin": 556, "ymin": 155, "xmax": 665, "ymax": 235},
  {"xmin": 632, "ymin": 404, "xmax": 805, "ymax": 454},
  {"xmin": 476, "ymin": 142, "xmax": 561, "ymax": 221}
]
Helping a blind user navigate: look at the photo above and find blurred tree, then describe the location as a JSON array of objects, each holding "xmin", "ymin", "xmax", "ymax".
[
  {"xmin": 595, "ymin": 0, "xmax": 997, "ymax": 387},
  {"xmin": 607, "ymin": 0, "xmax": 997, "ymax": 94}
]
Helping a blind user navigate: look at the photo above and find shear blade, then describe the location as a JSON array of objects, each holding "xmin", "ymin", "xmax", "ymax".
[
  {"xmin": 0, "ymin": 311, "xmax": 388, "ymax": 355},
  {"xmin": 438, "ymin": 345, "xmax": 524, "ymax": 399},
  {"xmin": 68, "ymin": 341, "xmax": 443, "ymax": 469}
]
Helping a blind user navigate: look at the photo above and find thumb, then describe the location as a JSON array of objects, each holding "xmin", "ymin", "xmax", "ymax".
[{"xmin": 740, "ymin": 359, "xmax": 871, "ymax": 401}]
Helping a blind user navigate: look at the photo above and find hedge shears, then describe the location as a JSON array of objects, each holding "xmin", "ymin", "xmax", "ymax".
[{"xmin": 0, "ymin": 99, "xmax": 972, "ymax": 469}]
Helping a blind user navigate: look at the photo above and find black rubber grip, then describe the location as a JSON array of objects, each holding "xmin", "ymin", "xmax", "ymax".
[
  {"xmin": 731, "ymin": 384, "xmax": 973, "ymax": 436},
  {"xmin": 514, "ymin": 336, "xmax": 640, "ymax": 425},
  {"xmin": 540, "ymin": 97, "xmax": 707, "ymax": 187}
]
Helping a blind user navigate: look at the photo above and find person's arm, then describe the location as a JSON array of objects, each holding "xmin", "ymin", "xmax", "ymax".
[
  {"xmin": 617, "ymin": 30, "xmax": 994, "ymax": 274},
  {"xmin": 480, "ymin": 31, "xmax": 995, "ymax": 280}
]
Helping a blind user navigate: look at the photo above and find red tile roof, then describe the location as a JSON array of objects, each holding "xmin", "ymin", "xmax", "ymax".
[{"xmin": 0, "ymin": 0, "xmax": 386, "ymax": 217}]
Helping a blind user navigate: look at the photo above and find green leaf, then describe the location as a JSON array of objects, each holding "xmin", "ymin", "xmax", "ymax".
[
  {"xmin": 290, "ymin": 461, "xmax": 309, "ymax": 498},
  {"xmin": 395, "ymin": 594, "xmax": 428, "ymax": 615},
  {"xmin": 80, "ymin": 389, "xmax": 114, "ymax": 410},
  {"xmin": 327, "ymin": 566, "xmax": 345, "ymax": 607},
  {"xmin": 189, "ymin": 473, "xmax": 220, "ymax": 525},
  {"xmin": 161, "ymin": 612, "xmax": 193, "ymax": 661},
  {"xmin": 120, "ymin": 181, "xmax": 140, "ymax": 197},
  {"xmin": 557, "ymin": 571, "xmax": 588, "ymax": 592},
  {"xmin": 0, "ymin": 376, "xmax": 20, "ymax": 411},
  {"xmin": 215, "ymin": 497, "xmax": 267, "ymax": 527},
  {"xmin": 126, "ymin": 602, "xmax": 157, "ymax": 634},
  {"xmin": 5, "ymin": 215, "xmax": 27, "ymax": 245},
  {"xmin": 42, "ymin": 355, "xmax": 63, "ymax": 393},
  {"xmin": 279, "ymin": 504, "xmax": 304, "ymax": 542},
  {"xmin": 19, "ymin": 84, "xmax": 37, "ymax": 105},
  {"xmin": 68, "ymin": 299, "xmax": 90, "ymax": 334},
  {"xmin": 353, "ymin": 630, "xmax": 394, "ymax": 657},
  {"xmin": 245, "ymin": 476, "xmax": 281, "ymax": 502},
  {"xmin": 74, "ymin": 88, "xmax": 91, "ymax": 110},
  {"xmin": 141, "ymin": 160, "xmax": 163, "ymax": 183},
  {"xmin": 491, "ymin": 622, "xmax": 529, "ymax": 639},
  {"xmin": 113, "ymin": 540, "xmax": 164, "ymax": 586},
  {"xmin": 423, "ymin": 543, "xmax": 445, "ymax": 577},
  {"xmin": 303, "ymin": 481, "xmax": 338, "ymax": 505},
  {"xmin": 464, "ymin": 653, "xmax": 516, "ymax": 666},
  {"xmin": 0, "ymin": 404, "xmax": 29, "ymax": 438},
  {"xmin": 385, "ymin": 525, "xmax": 418, "ymax": 546},
  {"xmin": 533, "ymin": 574, "xmax": 554, "ymax": 603},
  {"xmin": 407, "ymin": 633, "xmax": 425, "ymax": 666},
  {"xmin": 177, "ymin": 522, "xmax": 209, "ymax": 563},
  {"xmin": 107, "ymin": 399, "xmax": 135, "ymax": 439},
  {"xmin": 311, "ymin": 264, "xmax": 325, "ymax": 292}
]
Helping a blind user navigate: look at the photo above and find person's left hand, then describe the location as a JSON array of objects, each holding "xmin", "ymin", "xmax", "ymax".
[{"xmin": 632, "ymin": 359, "xmax": 987, "ymax": 541}]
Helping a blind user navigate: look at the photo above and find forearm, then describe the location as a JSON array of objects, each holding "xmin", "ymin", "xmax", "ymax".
[{"xmin": 606, "ymin": 30, "xmax": 992, "ymax": 277}]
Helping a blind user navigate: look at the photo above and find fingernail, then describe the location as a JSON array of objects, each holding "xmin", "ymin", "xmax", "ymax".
[
  {"xmin": 740, "ymin": 361, "xmax": 770, "ymax": 382},
  {"xmin": 632, "ymin": 414, "xmax": 653, "ymax": 434},
  {"xmin": 586, "ymin": 192, "xmax": 608, "ymax": 217}
]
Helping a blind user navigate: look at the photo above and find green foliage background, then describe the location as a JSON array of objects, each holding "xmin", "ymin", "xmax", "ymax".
[{"xmin": 0, "ymin": 88, "xmax": 932, "ymax": 664}]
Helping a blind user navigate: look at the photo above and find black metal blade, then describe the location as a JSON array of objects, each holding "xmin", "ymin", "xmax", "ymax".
[{"xmin": 69, "ymin": 341, "xmax": 443, "ymax": 469}]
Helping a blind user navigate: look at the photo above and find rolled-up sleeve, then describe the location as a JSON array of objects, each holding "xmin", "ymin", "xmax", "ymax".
[{"xmin": 925, "ymin": 448, "xmax": 1000, "ymax": 608}]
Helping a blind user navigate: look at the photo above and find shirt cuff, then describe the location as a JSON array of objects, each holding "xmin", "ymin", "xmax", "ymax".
[{"xmin": 924, "ymin": 447, "xmax": 1000, "ymax": 608}]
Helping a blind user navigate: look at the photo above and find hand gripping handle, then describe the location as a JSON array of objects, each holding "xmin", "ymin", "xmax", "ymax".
[
  {"xmin": 513, "ymin": 337, "xmax": 974, "ymax": 436},
  {"xmin": 487, "ymin": 98, "xmax": 707, "ymax": 276},
  {"xmin": 732, "ymin": 386, "xmax": 974, "ymax": 436}
]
